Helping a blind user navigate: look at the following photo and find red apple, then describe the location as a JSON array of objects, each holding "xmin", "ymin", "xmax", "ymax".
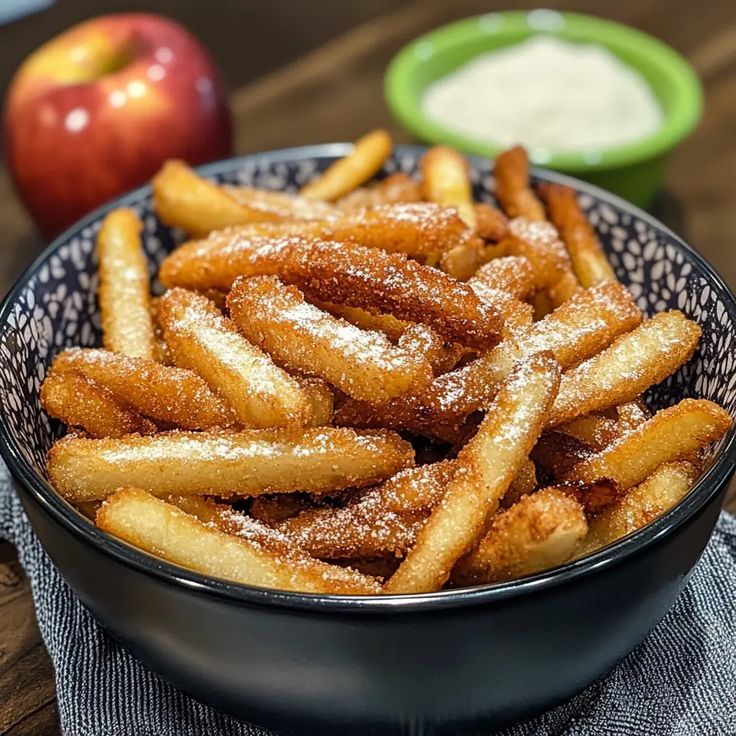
[{"xmin": 3, "ymin": 13, "xmax": 232, "ymax": 238}]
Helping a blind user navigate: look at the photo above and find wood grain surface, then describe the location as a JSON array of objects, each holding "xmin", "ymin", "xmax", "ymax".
[{"xmin": 1, "ymin": 1, "xmax": 735, "ymax": 732}]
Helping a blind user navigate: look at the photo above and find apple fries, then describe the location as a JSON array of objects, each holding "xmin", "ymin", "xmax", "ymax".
[
  {"xmin": 51, "ymin": 348, "xmax": 236, "ymax": 430},
  {"xmin": 161, "ymin": 235, "xmax": 503, "ymax": 349},
  {"xmin": 227, "ymin": 276, "xmax": 432, "ymax": 404},
  {"xmin": 40, "ymin": 136, "xmax": 733, "ymax": 596},
  {"xmin": 158, "ymin": 287, "xmax": 313, "ymax": 428},
  {"xmin": 548, "ymin": 311, "xmax": 701, "ymax": 426},
  {"xmin": 493, "ymin": 145, "xmax": 546, "ymax": 221},
  {"xmin": 575, "ymin": 462, "xmax": 700, "ymax": 557},
  {"xmin": 384, "ymin": 354, "xmax": 560, "ymax": 593},
  {"xmin": 336, "ymin": 281, "xmax": 642, "ymax": 432},
  {"xmin": 453, "ymin": 488, "xmax": 588, "ymax": 585},
  {"xmin": 539, "ymin": 182, "xmax": 616, "ymax": 287},
  {"xmin": 96, "ymin": 208, "xmax": 154, "ymax": 359},
  {"xmin": 153, "ymin": 160, "xmax": 336, "ymax": 236},
  {"xmin": 300, "ymin": 128, "xmax": 393, "ymax": 200},
  {"xmin": 566, "ymin": 399, "xmax": 732, "ymax": 490},
  {"xmin": 97, "ymin": 488, "xmax": 380, "ymax": 595},
  {"xmin": 336, "ymin": 172, "xmax": 422, "ymax": 210},
  {"xmin": 40, "ymin": 370, "xmax": 156, "ymax": 438},
  {"xmin": 48, "ymin": 427, "xmax": 414, "ymax": 502}
]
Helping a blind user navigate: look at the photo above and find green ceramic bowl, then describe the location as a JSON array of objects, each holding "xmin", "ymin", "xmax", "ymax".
[{"xmin": 385, "ymin": 10, "xmax": 703, "ymax": 208}]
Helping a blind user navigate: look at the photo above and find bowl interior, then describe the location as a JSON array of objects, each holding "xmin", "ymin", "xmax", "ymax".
[
  {"xmin": 1, "ymin": 145, "xmax": 735, "ymax": 604},
  {"xmin": 385, "ymin": 11, "xmax": 703, "ymax": 171}
]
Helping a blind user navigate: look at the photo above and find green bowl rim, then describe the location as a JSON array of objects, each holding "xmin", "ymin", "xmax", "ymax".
[{"xmin": 384, "ymin": 10, "xmax": 704, "ymax": 172}]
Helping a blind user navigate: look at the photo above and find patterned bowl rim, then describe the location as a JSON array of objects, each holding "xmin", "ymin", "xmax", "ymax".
[{"xmin": 1, "ymin": 143, "xmax": 735, "ymax": 613}]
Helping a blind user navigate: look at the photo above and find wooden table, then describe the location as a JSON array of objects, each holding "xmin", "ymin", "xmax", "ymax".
[{"xmin": 1, "ymin": 1, "xmax": 735, "ymax": 733}]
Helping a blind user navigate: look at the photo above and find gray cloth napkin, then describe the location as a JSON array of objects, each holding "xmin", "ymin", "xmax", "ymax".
[{"xmin": 1, "ymin": 462, "xmax": 735, "ymax": 736}]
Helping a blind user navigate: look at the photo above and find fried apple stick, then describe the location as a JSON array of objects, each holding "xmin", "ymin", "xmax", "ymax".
[
  {"xmin": 97, "ymin": 488, "xmax": 380, "ymax": 594},
  {"xmin": 494, "ymin": 146, "xmax": 546, "ymax": 221},
  {"xmin": 384, "ymin": 353, "xmax": 560, "ymax": 593},
  {"xmin": 96, "ymin": 208, "xmax": 154, "ymax": 359},
  {"xmin": 48, "ymin": 427, "xmax": 414, "ymax": 502},
  {"xmin": 453, "ymin": 488, "xmax": 587, "ymax": 585},
  {"xmin": 161, "ymin": 236, "xmax": 504, "ymax": 349},
  {"xmin": 227, "ymin": 276, "xmax": 433, "ymax": 404},
  {"xmin": 300, "ymin": 129, "xmax": 393, "ymax": 201},
  {"xmin": 158, "ymin": 288, "xmax": 312, "ymax": 428}
]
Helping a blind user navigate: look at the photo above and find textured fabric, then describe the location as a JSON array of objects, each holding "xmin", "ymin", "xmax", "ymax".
[{"xmin": 1, "ymin": 461, "xmax": 734, "ymax": 736}]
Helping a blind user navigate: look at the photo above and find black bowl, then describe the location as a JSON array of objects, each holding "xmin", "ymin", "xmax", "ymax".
[{"xmin": 1, "ymin": 145, "xmax": 735, "ymax": 735}]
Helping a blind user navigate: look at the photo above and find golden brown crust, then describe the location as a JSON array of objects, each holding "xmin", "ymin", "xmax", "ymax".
[
  {"xmin": 300, "ymin": 129, "xmax": 393, "ymax": 201},
  {"xmin": 453, "ymin": 488, "xmax": 587, "ymax": 585},
  {"xmin": 494, "ymin": 146, "xmax": 546, "ymax": 221},
  {"xmin": 384, "ymin": 353, "xmax": 561, "ymax": 593},
  {"xmin": 162, "ymin": 234, "xmax": 504, "ymax": 348},
  {"xmin": 335, "ymin": 282, "xmax": 642, "ymax": 433},
  {"xmin": 96, "ymin": 208, "xmax": 154, "ymax": 359},
  {"xmin": 48, "ymin": 427, "xmax": 415, "ymax": 502},
  {"xmin": 473, "ymin": 202, "xmax": 509, "ymax": 242},
  {"xmin": 566, "ymin": 399, "xmax": 732, "ymax": 490},
  {"xmin": 548, "ymin": 312, "xmax": 701, "ymax": 427},
  {"xmin": 51, "ymin": 348, "xmax": 236, "ymax": 430},
  {"xmin": 470, "ymin": 256, "xmax": 537, "ymax": 300},
  {"xmin": 227, "ymin": 276, "xmax": 433, "ymax": 404},
  {"xmin": 158, "ymin": 287, "xmax": 312, "ymax": 428},
  {"xmin": 97, "ymin": 488, "xmax": 380, "ymax": 594},
  {"xmin": 40, "ymin": 370, "xmax": 156, "ymax": 438},
  {"xmin": 420, "ymin": 145, "xmax": 476, "ymax": 227},
  {"xmin": 539, "ymin": 182, "xmax": 616, "ymax": 288}
]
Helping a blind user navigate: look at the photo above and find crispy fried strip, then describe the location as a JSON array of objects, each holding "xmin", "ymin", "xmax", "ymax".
[
  {"xmin": 161, "ymin": 235, "xmax": 503, "ymax": 349},
  {"xmin": 397, "ymin": 323, "xmax": 463, "ymax": 376},
  {"xmin": 305, "ymin": 203, "xmax": 472, "ymax": 255},
  {"xmin": 153, "ymin": 160, "xmax": 335, "ymax": 236},
  {"xmin": 470, "ymin": 256, "xmax": 537, "ymax": 300},
  {"xmin": 227, "ymin": 276, "xmax": 432, "ymax": 403},
  {"xmin": 469, "ymin": 284, "xmax": 534, "ymax": 338},
  {"xmin": 336, "ymin": 282, "xmax": 642, "ymax": 432},
  {"xmin": 421, "ymin": 146, "xmax": 477, "ymax": 227},
  {"xmin": 384, "ymin": 353, "xmax": 561, "ymax": 594},
  {"xmin": 473, "ymin": 202, "xmax": 509, "ymax": 242},
  {"xmin": 97, "ymin": 488, "xmax": 380, "ymax": 595},
  {"xmin": 52, "ymin": 348, "xmax": 235, "ymax": 430},
  {"xmin": 153, "ymin": 160, "xmax": 271, "ymax": 236},
  {"xmin": 453, "ymin": 488, "xmax": 588, "ymax": 585},
  {"xmin": 184, "ymin": 203, "xmax": 473, "ymax": 257},
  {"xmin": 96, "ymin": 208, "xmax": 154, "ymax": 359},
  {"xmin": 300, "ymin": 129, "xmax": 393, "ymax": 200},
  {"xmin": 539, "ymin": 183, "xmax": 616, "ymax": 287},
  {"xmin": 277, "ymin": 461, "xmax": 456, "ymax": 559},
  {"xmin": 279, "ymin": 501, "xmax": 423, "ymax": 559},
  {"xmin": 40, "ymin": 371, "xmax": 156, "ymax": 438},
  {"xmin": 548, "ymin": 312, "xmax": 701, "ymax": 427},
  {"xmin": 565, "ymin": 399, "xmax": 731, "ymax": 490},
  {"xmin": 505, "ymin": 217, "xmax": 581, "ymax": 306},
  {"xmin": 220, "ymin": 185, "xmax": 338, "ymax": 220},
  {"xmin": 576, "ymin": 462, "xmax": 700, "ymax": 557},
  {"xmin": 336, "ymin": 172, "xmax": 422, "ymax": 210},
  {"xmin": 494, "ymin": 146, "xmax": 545, "ymax": 221},
  {"xmin": 158, "ymin": 288, "xmax": 311, "ymax": 428},
  {"xmin": 48, "ymin": 427, "xmax": 414, "ymax": 502}
]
